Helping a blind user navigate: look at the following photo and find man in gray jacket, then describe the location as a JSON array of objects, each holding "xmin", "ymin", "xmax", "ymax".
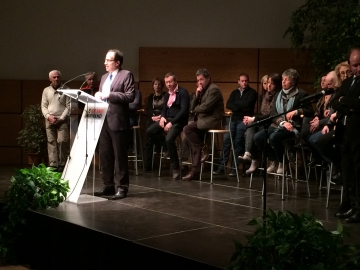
[{"xmin": 183, "ymin": 68, "xmax": 224, "ymax": 181}]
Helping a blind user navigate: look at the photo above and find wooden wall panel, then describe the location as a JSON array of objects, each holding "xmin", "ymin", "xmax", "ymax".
[
  {"xmin": 0, "ymin": 114, "xmax": 21, "ymax": 146},
  {"xmin": 259, "ymin": 49, "xmax": 315, "ymax": 83},
  {"xmin": 0, "ymin": 80, "xmax": 21, "ymax": 113},
  {"xmin": 139, "ymin": 48, "xmax": 258, "ymax": 82},
  {"xmin": 138, "ymin": 82, "xmax": 258, "ymax": 114},
  {"xmin": 22, "ymin": 80, "xmax": 48, "ymax": 110},
  {"xmin": 0, "ymin": 147, "xmax": 21, "ymax": 165}
]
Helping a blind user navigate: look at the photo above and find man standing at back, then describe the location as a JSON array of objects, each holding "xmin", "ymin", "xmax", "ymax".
[
  {"xmin": 94, "ymin": 49, "xmax": 135, "ymax": 200},
  {"xmin": 182, "ymin": 68, "xmax": 224, "ymax": 181},
  {"xmin": 41, "ymin": 70, "xmax": 70, "ymax": 172}
]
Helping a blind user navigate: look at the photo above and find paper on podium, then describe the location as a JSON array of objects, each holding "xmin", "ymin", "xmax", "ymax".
[{"xmin": 60, "ymin": 90, "xmax": 108, "ymax": 203}]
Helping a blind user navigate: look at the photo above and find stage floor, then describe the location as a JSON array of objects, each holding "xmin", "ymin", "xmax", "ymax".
[{"xmin": 1, "ymin": 164, "xmax": 359, "ymax": 269}]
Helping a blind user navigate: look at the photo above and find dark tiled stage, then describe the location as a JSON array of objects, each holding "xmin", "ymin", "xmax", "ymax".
[{"xmin": 0, "ymin": 164, "xmax": 359, "ymax": 269}]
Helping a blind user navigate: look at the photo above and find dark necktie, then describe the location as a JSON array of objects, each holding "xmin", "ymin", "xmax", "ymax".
[{"xmin": 109, "ymin": 74, "xmax": 113, "ymax": 81}]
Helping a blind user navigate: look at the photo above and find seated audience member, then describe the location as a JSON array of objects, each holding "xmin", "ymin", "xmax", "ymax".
[
  {"xmin": 253, "ymin": 68, "xmax": 314, "ymax": 174},
  {"xmin": 335, "ymin": 61, "xmax": 352, "ymax": 83},
  {"xmin": 182, "ymin": 68, "xmax": 224, "ymax": 181},
  {"xmin": 213, "ymin": 73, "xmax": 257, "ymax": 176},
  {"xmin": 81, "ymin": 72, "xmax": 99, "ymax": 95},
  {"xmin": 307, "ymin": 71, "xmax": 341, "ymax": 178},
  {"xmin": 145, "ymin": 78, "xmax": 165, "ymax": 171},
  {"xmin": 300, "ymin": 73, "xmax": 329, "ymax": 146},
  {"xmin": 240, "ymin": 73, "xmax": 282, "ymax": 174},
  {"xmin": 146, "ymin": 73, "xmax": 190, "ymax": 179}
]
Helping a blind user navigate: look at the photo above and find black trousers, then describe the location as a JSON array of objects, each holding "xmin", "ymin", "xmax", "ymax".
[
  {"xmin": 99, "ymin": 118, "xmax": 129, "ymax": 189},
  {"xmin": 341, "ymin": 137, "xmax": 360, "ymax": 209},
  {"xmin": 146, "ymin": 121, "xmax": 184, "ymax": 169}
]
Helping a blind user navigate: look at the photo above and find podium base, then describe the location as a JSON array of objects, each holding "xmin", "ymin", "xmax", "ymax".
[{"xmin": 71, "ymin": 194, "xmax": 108, "ymax": 204}]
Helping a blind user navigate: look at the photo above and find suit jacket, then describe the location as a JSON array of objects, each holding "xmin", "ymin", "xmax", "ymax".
[
  {"xmin": 99, "ymin": 69, "xmax": 135, "ymax": 131},
  {"xmin": 191, "ymin": 82, "xmax": 224, "ymax": 130},
  {"xmin": 331, "ymin": 76, "xmax": 360, "ymax": 145}
]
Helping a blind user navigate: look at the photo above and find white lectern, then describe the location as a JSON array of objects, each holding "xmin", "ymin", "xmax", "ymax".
[{"xmin": 60, "ymin": 90, "xmax": 108, "ymax": 204}]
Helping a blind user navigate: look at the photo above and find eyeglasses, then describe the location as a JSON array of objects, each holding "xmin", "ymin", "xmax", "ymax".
[{"xmin": 104, "ymin": 59, "xmax": 115, "ymax": 63}]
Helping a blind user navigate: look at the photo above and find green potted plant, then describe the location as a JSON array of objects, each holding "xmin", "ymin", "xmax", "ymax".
[
  {"xmin": 228, "ymin": 209, "xmax": 360, "ymax": 270},
  {"xmin": 0, "ymin": 164, "xmax": 69, "ymax": 264},
  {"xmin": 17, "ymin": 104, "xmax": 47, "ymax": 165}
]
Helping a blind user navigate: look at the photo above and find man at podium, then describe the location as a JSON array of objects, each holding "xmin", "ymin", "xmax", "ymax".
[{"xmin": 94, "ymin": 49, "xmax": 135, "ymax": 200}]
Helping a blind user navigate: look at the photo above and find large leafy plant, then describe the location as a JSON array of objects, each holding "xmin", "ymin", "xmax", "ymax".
[
  {"xmin": 284, "ymin": 0, "xmax": 360, "ymax": 82},
  {"xmin": 228, "ymin": 209, "xmax": 360, "ymax": 270},
  {"xmin": 18, "ymin": 104, "xmax": 47, "ymax": 154},
  {"xmin": 0, "ymin": 164, "xmax": 70, "ymax": 263}
]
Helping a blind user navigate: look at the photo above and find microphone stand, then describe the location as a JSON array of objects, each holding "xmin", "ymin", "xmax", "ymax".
[
  {"xmin": 58, "ymin": 72, "xmax": 91, "ymax": 94},
  {"xmin": 247, "ymin": 98, "xmax": 319, "ymax": 224}
]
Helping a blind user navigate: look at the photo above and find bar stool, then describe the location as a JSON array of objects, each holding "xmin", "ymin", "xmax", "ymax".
[
  {"xmin": 200, "ymin": 114, "xmax": 239, "ymax": 184},
  {"xmin": 249, "ymin": 136, "xmax": 310, "ymax": 200},
  {"xmin": 326, "ymin": 162, "xmax": 343, "ymax": 208},
  {"xmin": 128, "ymin": 109, "xmax": 145, "ymax": 175}
]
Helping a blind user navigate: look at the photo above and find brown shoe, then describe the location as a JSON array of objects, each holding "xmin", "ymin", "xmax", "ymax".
[
  {"xmin": 182, "ymin": 171, "xmax": 200, "ymax": 181},
  {"xmin": 200, "ymin": 145, "xmax": 209, "ymax": 163}
]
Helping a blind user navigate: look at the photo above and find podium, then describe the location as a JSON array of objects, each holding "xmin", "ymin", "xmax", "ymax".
[{"xmin": 60, "ymin": 90, "xmax": 108, "ymax": 204}]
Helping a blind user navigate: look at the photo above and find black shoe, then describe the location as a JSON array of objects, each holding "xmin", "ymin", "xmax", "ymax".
[
  {"xmin": 346, "ymin": 210, "xmax": 360, "ymax": 223},
  {"xmin": 94, "ymin": 186, "xmax": 116, "ymax": 196},
  {"xmin": 110, "ymin": 188, "xmax": 128, "ymax": 200},
  {"xmin": 173, "ymin": 168, "xmax": 180, "ymax": 179},
  {"xmin": 334, "ymin": 206, "xmax": 353, "ymax": 218}
]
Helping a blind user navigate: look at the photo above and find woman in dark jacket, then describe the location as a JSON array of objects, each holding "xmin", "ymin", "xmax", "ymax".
[
  {"xmin": 239, "ymin": 73, "xmax": 282, "ymax": 173},
  {"xmin": 145, "ymin": 78, "xmax": 165, "ymax": 170}
]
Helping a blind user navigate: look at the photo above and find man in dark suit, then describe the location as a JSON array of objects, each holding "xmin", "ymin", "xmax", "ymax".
[
  {"xmin": 182, "ymin": 68, "xmax": 224, "ymax": 181},
  {"xmin": 146, "ymin": 72, "xmax": 190, "ymax": 179},
  {"xmin": 94, "ymin": 49, "xmax": 135, "ymax": 199},
  {"xmin": 331, "ymin": 48, "xmax": 360, "ymax": 222}
]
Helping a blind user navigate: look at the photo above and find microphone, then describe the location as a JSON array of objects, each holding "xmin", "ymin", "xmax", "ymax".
[
  {"xmin": 59, "ymin": 72, "xmax": 92, "ymax": 91},
  {"xmin": 79, "ymin": 72, "xmax": 95, "ymax": 90},
  {"xmin": 76, "ymin": 90, "xmax": 81, "ymax": 101},
  {"xmin": 300, "ymin": 88, "xmax": 335, "ymax": 104}
]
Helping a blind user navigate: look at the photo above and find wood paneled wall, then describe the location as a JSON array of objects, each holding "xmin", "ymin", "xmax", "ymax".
[
  {"xmin": 0, "ymin": 47, "xmax": 315, "ymax": 165},
  {"xmin": 138, "ymin": 47, "xmax": 315, "ymax": 112}
]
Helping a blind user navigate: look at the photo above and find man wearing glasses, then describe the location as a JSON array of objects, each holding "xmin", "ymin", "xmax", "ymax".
[{"xmin": 94, "ymin": 49, "xmax": 135, "ymax": 199}]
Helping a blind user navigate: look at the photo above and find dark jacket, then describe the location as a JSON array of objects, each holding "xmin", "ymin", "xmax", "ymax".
[
  {"xmin": 331, "ymin": 76, "xmax": 360, "ymax": 145},
  {"xmin": 129, "ymin": 89, "xmax": 142, "ymax": 124},
  {"xmin": 226, "ymin": 87, "xmax": 257, "ymax": 122},
  {"xmin": 99, "ymin": 69, "xmax": 135, "ymax": 131},
  {"xmin": 162, "ymin": 86, "xmax": 190, "ymax": 126},
  {"xmin": 191, "ymin": 82, "xmax": 224, "ymax": 130}
]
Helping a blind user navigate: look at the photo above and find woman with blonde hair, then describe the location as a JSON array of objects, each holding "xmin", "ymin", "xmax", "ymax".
[{"xmin": 335, "ymin": 61, "xmax": 351, "ymax": 83}]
